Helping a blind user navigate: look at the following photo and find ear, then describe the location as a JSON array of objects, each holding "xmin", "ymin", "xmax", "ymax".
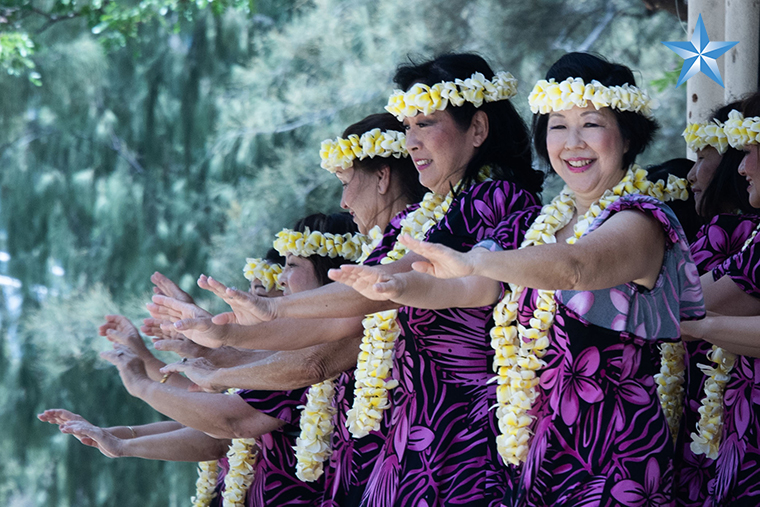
[
  {"xmin": 470, "ymin": 110, "xmax": 489, "ymax": 148},
  {"xmin": 623, "ymin": 138, "xmax": 630, "ymax": 154},
  {"xmin": 377, "ymin": 165, "xmax": 391, "ymax": 195}
]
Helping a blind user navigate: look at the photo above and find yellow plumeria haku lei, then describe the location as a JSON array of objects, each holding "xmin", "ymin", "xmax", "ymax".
[
  {"xmin": 724, "ymin": 110, "xmax": 760, "ymax": 149},
  {"xmin": 347, "ymin": 167, "xmax": 493, "ymax": 438},
  {"xmin": 320, "ymin": 129, "xmax": 408, "ymax": 173},
  {"xmin": 292, "ymin": 226, "xmax": 381, "ymax": 481},
  {"xmin": 243, "ymin": 258, "xmax": 283, "ymax": 292},
  {"xmin": 491, "ymin": 166, "xmax": 688, "ymax": 466},
  {"xmin": 683, "ymin": 121, "xmax": 729, "ymax": 154},
  {"xmin": 655, "ymin": 341, "xmax": 686, "ymax": 444},
  {"xmin": 273, "ymin": 227, "xmax": 371, "ymax": 262},
  {"xmin": 690, "ymin": 222, "xmax": 760, "ymax": 458},
  {"xmin": 191, "ymin": 460, "xmax": 219, "ymax": 507},
  {"xmin": 528, "ymin": 77, "xmax": 657, "ymax": 118},
  {"xmin": 385, "ymin": 71, "xmax": 518, "ymax": 120}
]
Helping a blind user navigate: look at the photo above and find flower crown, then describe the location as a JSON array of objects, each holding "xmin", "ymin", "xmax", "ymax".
[
  {"xmin": 682, "ymin": 121, "xmax": 729, "ymax": 154},
  {"xmin": 273, "ymin": 227, "xmax": 369, "ymax": 262},
  {"xmin": 243, "ymin": 258, "xmax": 283, "ymax": 292},
  {"xmin": 320, "ymin": 128, "xmax": 407, "ymax": 173},
  {"xmin": 528, "ymin": 77, "xmax": 657, "ymax": 118},
  {"xmin": 724, "ymin": 110, "xmax": 760, "ymax": 149},
  {"xmin": 385, "ymin": 71, "xmax": 518, "ymax": 120}
]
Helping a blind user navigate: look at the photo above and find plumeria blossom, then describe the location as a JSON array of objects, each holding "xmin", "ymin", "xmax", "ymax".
[
  {"xmin": 683, "ymin": 120, "xmax": 729, "ymax": 154},
  {"xmin": 491, "ymin": 165, "xmax": 690, "ymax": 465},
  {"xmin": 724, "ymin": 110, "xmax": 760, "ymax": 149},
  {"xmin": 222, "ymin": 438, "xmax": 259, "ymax": 506},
  {"xmin": 243, "ymin": 258, "xmax": 283, "ymax": 292},
  {"xmin": 655, "ymin": 341, "xmax": 686, "ymax": 443},
  {"xmin": 191, "ymin": 460, "xmax": 219, "ymax": 507},
  {"xmin": 528, "ymin": 77, "xmax": 657, "ymax": 118},
  {"xmin": 385, "ymin": 71, "xmax": 518, "ymax": 121},
  {"xmin": 273, "ymin": 227, "xmax": 371, "ymax": 262},
  {"xmin": 295, "ymin": 379, "xmax": 337, "ymax": 481},
  {"xmin": 320, "ymin": 129, "xmax": 408, "ymax": 173}
]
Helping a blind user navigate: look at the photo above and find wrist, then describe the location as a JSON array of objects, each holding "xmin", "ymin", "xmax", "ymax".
[{"xmin": 468, "ymin": 248, "xmax": 488, "ymax": 277}]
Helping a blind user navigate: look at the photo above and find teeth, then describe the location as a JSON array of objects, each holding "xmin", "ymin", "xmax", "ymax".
[
  {"xmin": 415, "ymin": 159, "xmax": 431, "ymax": 166},
  {"xmin": 567, "ymin": 160, "xmax": 591, "ymax": 168}
]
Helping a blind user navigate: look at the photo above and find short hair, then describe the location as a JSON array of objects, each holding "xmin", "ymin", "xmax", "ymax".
[
  {"xmin": 742, "ymin": 91, "xmax": 760, "ymax": 117},
  {"xmin": 393, "ymin": 53, "xmax": 543, "ymax": 194},
  {"xmin": 696, "ymin": 101, "xmax": 752, "ymax": 218},
  {"xmin": 292, "ymin": 212, "xmax": 358, "ymax": 286},
  {"xmin": 533, "ymin": 52, "xmax": 659, "ymax": 170},
  {"xmin": 646, "ymin": 158, "xmax": 701, "ymax": 242},
  {"xmin": 342, "ymin": 113, "xmax": 426, "ymax": 204}
]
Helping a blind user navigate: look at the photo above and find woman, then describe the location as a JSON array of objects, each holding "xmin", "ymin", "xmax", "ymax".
[
  {"xmin": 680, "ymin": 92, "xmax": 760, "ymax": 506},
  {"xmin": 329, "ymin": 52, "xmax": 703, "ymax": 506},
  {"xmin": 180, "ymin": 53, "xmax": 542, "ymax": 506}
]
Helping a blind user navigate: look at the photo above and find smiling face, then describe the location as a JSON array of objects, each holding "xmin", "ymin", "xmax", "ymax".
[
  {"xmin": 279, "ymin": 254, "xmax": 321, "ymax": 296},
  {"xmin": 546, "ymin": 105, "xmax": 629, "ymax": 210},
  {"xmin": 739, "ymin": 144, "xmax": 760, "ymax": 208},
  {"xmin": 687, "ymin": 147, "xmax": 722, "ymax": 216},
  {"xmin": 403, "ymin": 109, "xmax": 484, "ymax": 194}
]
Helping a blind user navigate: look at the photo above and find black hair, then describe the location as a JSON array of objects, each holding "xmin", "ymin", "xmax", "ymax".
[
  {"xmin": 292, "ymin": 212, "xmax": 358, "ymax": 285},
  {"xmin": 743, "ymin": 91, "xmax": 760, "ymax": 117},
  {"xmin": 264, "ymin": 247, "xmax": 285, "ymax": 266},
  {"xmin": 393, "ymin": 53, "xmax": 543, "ymax": 194},
  {"xmin": 342, "ymin": 113, "xmax": 426, "ymax": 205},
  {"xmin": 533, "ymin": 52, "xmax": 659, "ymax": 171},
  {"xmin": 695, "ymin": 101, "xmax": 753, "ymax": 218},
  {"xmin": 646, "ymin": 159, "xmax": 701, "ymax": 242}
]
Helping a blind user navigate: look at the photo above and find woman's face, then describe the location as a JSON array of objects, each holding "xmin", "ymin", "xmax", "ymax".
[
  {"xmin": 546, "ymin": 105, "xmax": 629, "ymax": 207},
  {"xmin": 249, "ymin": 278, "xmax": 283, "ymax": 298},
  {"xmin": 279, "ymin": 254, "xmax": 321, "ymax": 295},
  {"xmin": 687, "ymin": 147, "xmax": 722, "ymax": 215},
  {"xmin": 336, "ymin": 166, "xmax": 384, "ymax": 235},
  {"xmin": 739, "ymin": 144, "xmax": 760, "ymax": 208},
  {"xmin": 404, "ymin": 109, "xmax": 483, "ymax": 194}
]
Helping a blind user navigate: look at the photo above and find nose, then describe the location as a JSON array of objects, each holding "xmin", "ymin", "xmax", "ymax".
[
  {"xmin": 739, "ymin": 155, "xmax": 748, "ymax": 176},
  {"xmin": 405, "ymin": 128, "xmax": 420, "ymax": 151},
  {"xmin": 565, "ymin": 126, "xmax": 585, "ymax": 149},
  {"xmin": 687, "ymin": 161, "xmax": 698, "ymax": 185},
  {"xmin": 340, "ymin": 188, "xmax": 349, "ymax": 210}
]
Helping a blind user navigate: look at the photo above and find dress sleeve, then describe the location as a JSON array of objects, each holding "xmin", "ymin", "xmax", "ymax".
[
  {"xmin": 690, "ymin": 214, "xmax": 760, "ymax": 276},
  {"xmin": 237, "ymin": 388, "xmax": 308, "ymax": 426},
  {"xmin": 722, "ymin": 226, "xmax": 760, "ymax": 299}
]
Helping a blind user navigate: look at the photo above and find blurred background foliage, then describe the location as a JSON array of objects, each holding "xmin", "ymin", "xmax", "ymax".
[{"xmin": 0, "ymin": 0, "xmax": 687, "ymax": 505}]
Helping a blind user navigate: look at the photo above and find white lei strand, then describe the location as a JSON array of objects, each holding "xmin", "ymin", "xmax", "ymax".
[
  {"xmin": 491, "ymin": 166, "xmax": 689, "ymax": 465},
  {"xmin": 191, "ymin": 460, "xmax": 219, "ymax": 507},
  {"xmin": 222, "ymin": 438, "xmax": 259, "ymax": 507},
  {"xmin": 655, "ymin": 341, "xmax": 686, "ymax": 443},
  {"xmin": 690, "ymin": 222, "xmax": 760, "ymax": 458}
]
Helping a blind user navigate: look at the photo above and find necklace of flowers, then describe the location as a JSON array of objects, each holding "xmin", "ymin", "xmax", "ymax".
[
  {"xmin": 190, "ymin": 437, "xmax": 259, "ymax": 507},
  {"xmin": 191, "ymin": 460, "xmax": 219, "ymax": 507},
  {"xmin": 690, "ymin": 221, "xmax": 760, "ymax": 458},
  {"xmin": 347, "ymin": 167, "xmax": 493, "ymax": 439},
  {"xmin": 490, "ymin": 165, "xmax": 688, "ymax": 466}
]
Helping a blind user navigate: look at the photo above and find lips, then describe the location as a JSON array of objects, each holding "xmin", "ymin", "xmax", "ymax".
[
  {"xmin": 413, "ymin": 158, "xmax": 432, "ymax": 171},
  {"xmin": 563, "ymin": 158, "xmax": 595, "ymax": 173}
]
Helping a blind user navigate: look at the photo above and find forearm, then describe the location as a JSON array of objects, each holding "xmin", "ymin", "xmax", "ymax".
[
  {"xmin": 121, "ymin": 427, "xmax": 230, "ymax": 462},
  {"xmin": 106, "ymin": 420, "xmax": 184, "ymax": 439},
  {"xmin": 204, "ymin": 346, "xmax": 275, "ymax": 367},
  {"xmin": 211, "ymin": 336, "xmax": 362, "ymax": 390},
  {"xmin": 140, "ymin": 354, "xmax": 194, "ymax": 389},
  {"xmin": 693, "ymin": 315, "xmax": 760, "ymax": 358},
  {"xmin": 221, "ymin": 317, "xmax": 364, "ymax": 351},
  {"xmin": 392, "ymin": 271, "xmax": 500, "ymax": 309}
]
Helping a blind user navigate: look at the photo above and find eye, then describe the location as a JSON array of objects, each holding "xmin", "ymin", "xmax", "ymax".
[
  {"xmin": 548, "ymin": 124, "xmax": 566, "ymax": 130},
  {"xmin": 584, "ymin": 122, "xmax": 600, "ymax": 128},
  {"xmin": 286, "ymin": 262, "xmax": 297, "ymax": 268}
]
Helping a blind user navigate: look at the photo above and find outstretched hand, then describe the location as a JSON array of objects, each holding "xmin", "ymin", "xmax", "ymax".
[
  {"xmin": 100, "ymin": 346, "xmax": 151, "ymax": 398},
  {"xmin": 38, "ymin": 409, "xmax": 121, "ymax": 457},
  {"xmin": 160, "ymin": 357, "xmax": 226, "ymax": 393},
  {"xmin": 198, "ymin": 274, "xmax": 276, "ymax": 325},
  {"xmin": 327, "ymin": 264, "xmax": 405, "ymax": 301},
  {"xmin": 151, "ymin": 271, "xmax": 194, "ymax": 304},
  {"xmin": 99, "ymin": 315, "xmax": 150, "ymax": 359},
  {"xmin": 146, "ymin": 294, "xmax": 212, "ymax": 324},
  {"xmin": 398, "ymin": 235, "xmax": 476, "ymax": 279}
]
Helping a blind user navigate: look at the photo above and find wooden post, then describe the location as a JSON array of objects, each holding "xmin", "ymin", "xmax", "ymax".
[{"xmin": 724, "ymin": 0, "xmax": 760, "ymax": 102}]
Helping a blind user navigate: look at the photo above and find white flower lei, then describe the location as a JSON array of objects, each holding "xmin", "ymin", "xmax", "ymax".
[
  {"xmin": 491, "ymin": 166, "xmax": 688, "ymax": 466},
  {"xmin": 724, "ymin": 110, "xmax": 760, "ymax": 149},
  {"xmin": 347, "ymin": 167, "xmax": 493, "ymax": 438},
  {"xmin": 528, "ymin": 77, "xmax": 657, "ymax": 119},
  {"xmin": 273, "ymin": 227, "xmax": 372, "ymax": 263},
  {"xmin": 191, "ymin": 460, "xmax": 219, "ymax": 507},
  {"xmin": 385, "ymin": 71, "xmax": 518, "ymax": 121},
  {"xmin": 320, "ymin": 129, "xmax": 408, "ymax": 173},
  {"xmin": 222, "ymin": 438, "xmax": 259, "ymax": 507},
  {"xmin": 690, "ymin": 222, "xmax": 760, "ymax": 458},
  {"xmin": 683, "ymin": 121, "xmax": 729, "ymax": 154},
  {"xmin": 243, "ymin": 258, "xmax": 283, "ymax": 292},
  {"xmin": 292, "ymin": 226, "xmax": 382, "ymax": 481},
  {"xmin": 655, "ymin": 341, "xmax": 686, "ymax": 443}
]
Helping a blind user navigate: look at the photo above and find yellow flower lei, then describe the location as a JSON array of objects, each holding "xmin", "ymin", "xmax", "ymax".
[
  {"xmin": 191, "ymin": 460, "xmax": 219, "ymax": 507},
  {"xmin": 222, "ymin": 438, "xmax": 259, "ymax": 507},
  {"xmin": 690, "ymin": 222, "xmax": 760, "ymax": 458},
  {"xmin": 292, "ymin": 226, "xmax": 382, "ymax": 481},
  {"xmin": 724, "ymin": 110, "xmax": 760, "ymax": 149},
  {"xmin": 243, "ymin": 258, "xmax": 283, "ymax": 292},
  {"xmin": 683, "ymin": 121, "xmax": 729, "ymax": 154},
  {"xmin": 320, "ymin": 129, "xmax": 408, "ymax": 173},
  {"xmin": 528, "ymin": 77, "xmax": 657, "ymax": 118},
  {"xmin": 347, "ymin": 167, "xmax": 493, "ymax": 438},
  {"xmin": 491, "ymin": 166, "xmax": 688, "ymax": 465},
  {"xmin": 655, "ymin": 341, "xmax": 686, "ymax": 443},
  {"xmin": 385, "ymin": 71, "xmax": 518, "ymax": 121},
  {"xmin": 273, "ymin": 227, "xmax": 371, "ymax": 262}
]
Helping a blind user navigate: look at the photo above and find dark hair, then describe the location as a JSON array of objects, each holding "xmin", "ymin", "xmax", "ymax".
[
  {"xmin": 342, "ymin": 113, "xmax": 426, "ymax": 204},
  {"xmin": 695, "ymin": 101, "xmax": 753, "ymax": 218},
  {"xmin": 533, "ymin": 52, "xmax": 659, "ymax": 170},
  {"xmin": 393, "ymin": 53, "xmax": 543, "ymax": 194},
  {"xmin": 743, "ymin": 91, "xmax": 760, "ymax": 117},
  {"xmin": 264, "ymin": 247, "xmax": 285, "ymax": 266},
  {"xmin": 646, "ymin": 159, "xmax": 701, "ymax": 242},
  {"xmin": 292, "ymin": 212, "xmax": 358, "ymax": 285}
]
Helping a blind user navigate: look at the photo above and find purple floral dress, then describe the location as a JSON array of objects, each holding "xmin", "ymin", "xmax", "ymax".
[
  {"xmin": 495, "ymin": 195, "xmax": 704, "ymax": 507},
  {"xmin": 208, "ymin": 388, "xmax": 323, "ymax": 506},
  {"xmin": 677, "ymin": 213, "xmax": 760, "ymax": 507},
  {"xmin": 352, "ymin": 180, "xmax": 538, "ymax": 507}
]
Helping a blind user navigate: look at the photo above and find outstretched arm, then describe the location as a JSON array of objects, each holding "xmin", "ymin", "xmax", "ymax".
[{"xmin": 682, "ymin": 315, "xmax": 760, "ymax": 358}]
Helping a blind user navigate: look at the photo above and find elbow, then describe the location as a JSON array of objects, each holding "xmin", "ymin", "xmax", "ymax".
[
  {"xmin": 303, "ymin": 353, "xmax": 331, "ymax": 386},
  {"xmin": 562, "ymin": 252, "xmax": 584, "ymax": 291}
]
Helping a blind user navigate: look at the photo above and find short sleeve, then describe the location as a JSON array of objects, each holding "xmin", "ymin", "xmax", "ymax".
[
  {"xmin": 237, "ymin": 388, "xmax": 308, "ymax": 426},
  {"xmin": 722, "ymin": 227, "xmax": 760, "ymax": 299}
]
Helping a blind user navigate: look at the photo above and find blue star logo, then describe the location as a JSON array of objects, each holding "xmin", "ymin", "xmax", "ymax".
[{"xmin": 662, "ymin": 14, "xmax": 738, "ymax": 88}]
